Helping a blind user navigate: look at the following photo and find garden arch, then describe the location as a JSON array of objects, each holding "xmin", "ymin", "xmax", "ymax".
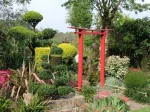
[{"xmin": 68, "ymin": 26, "xmax": 111, "ymax": 91}]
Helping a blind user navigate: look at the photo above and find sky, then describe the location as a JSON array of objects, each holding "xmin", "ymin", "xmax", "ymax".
[{"xmin": 27, "ymin": 0, "xmax": 150, "ymax": 33}]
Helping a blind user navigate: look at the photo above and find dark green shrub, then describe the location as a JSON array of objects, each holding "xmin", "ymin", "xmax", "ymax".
[
  {"xmin": 28, "ymin": 82, "xmax": 42, "ymax": 94},
  {"xmin": 41, "ymin": 54, "xmax": 49, "ymax": 62},
  {"xmin": 41, "ymin": 62, "xmax": 51, "ymax": 69},
  {"xmin": 124, "ymin": 71, "xmax": 148, "ymax": 88},
  {"xmin": 37, "ymin": 85, "xmax": 57, "ymax": 98},
  {"xmin": 38, "ymin": 69, "xmax": 52, "ymax": 80},
  {"xmin": 50, "ymin": 46, "xmax": 63, "ymax": 55},
  {"xmin": 57, "ymin": 86, "xmax": 75, "ymax": 96},
  {"xmin": 53, "ymin": 64, "xmax": 67, "ymax": 72},
  {"xmin": 81, "ymin": 85, "xmax": 96, "ymax": 102},
  {"xmin": 124, "ymin": 71, "xmax": 150, "ymax": 103},
  {"xmin": 54, "ymin": 76, "xmax": 70, "ymax": 87}
]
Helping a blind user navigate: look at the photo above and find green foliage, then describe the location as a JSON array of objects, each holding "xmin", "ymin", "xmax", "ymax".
[
  {"xmin": 109, "ymin": 17, "xmax": 150, "ymax": 68},
  {"xmin": 41, "ymin": 62, "xmax": 51, "ymax": 69},
  {"xmin": 105, "ymin": 77, "xmax": 124, "ymax": 91},
  {"xmin": 14, "ymin": 94, "xmax": 47, "ymax": 112},
  {"xmin": 0, "ymin": 97, "xmax": 12, "ymax": 112},
  {"xmin": 35, "ymin": 47, "xmax": 50, "ymax": 72},
  {"xmin": 22, "ymin": 11, "xmax": 43, "ymax": 28},
  {"xmin": 84, "ymin": 35, "xmax": 95, "ymax": 47},
  {"xmin": 124, "ymin": 71, "xmax": 150, "ymax": 103},
  {"xmin": 88, "ymin": 96, "xmax": 129, "ymax": 112},
  {"xmin": 54, "ymin": 76, "xmax": 70, "ymax": 87},
  {"xmin": 58, "ymin": 43, "xmax": 77, "ymax": 59},
  {"xmin": 38, "ymin": 69, "xmax": 52, "ymax": 80},
  {"xmin": 124, "ymin": 71, "xmax": 148, "ymax": 88},
  {"xmin": 28, "ymin": 82, "xmax": 42, "ymax": 94},
  {"xmin": 80, "ymin": 85, "xmax": 96, "ymax": 102},
  {"xmin": 9, "ymin": 26, "xmax": 35, "ymax": 44},
  {"xmin": 57, "ymin": 86, "xmax": 75, "ymax": 96},
  {"xmin": 37, "ymin": 84, "xmax": 57, "ymax": 98},
  {"xmin": 63, "ymin": 0, "xmax": 150, "ymax": 28},
  {"xmin": 105, "ymin": 55, "xmax": 130, "ymax": 80},
  {"xmin": 42, "ymin": 28, "xmax": 57, "ymax": 39},
  {"xmin": 66, "ymin": 1, "xmax": 92, "ymax": 28},
  {"xmin": 50, "ymin": 46, "xmax": 63, "ymax": 55}
]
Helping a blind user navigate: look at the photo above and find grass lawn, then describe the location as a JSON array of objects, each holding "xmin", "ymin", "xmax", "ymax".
[{"xmin": 131, "ymin": 106, "xmax": 150, "ymax": 112}]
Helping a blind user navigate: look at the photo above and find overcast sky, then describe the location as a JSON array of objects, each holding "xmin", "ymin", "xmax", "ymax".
[{"xmin": 27, "ymin": 0, "xmax": 150, "ymax": 33}]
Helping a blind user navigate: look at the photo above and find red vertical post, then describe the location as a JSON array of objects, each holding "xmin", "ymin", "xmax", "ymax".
[
  {"xmin": 100, "ymin": 31, "xmax": 106, "ymax": 87},
  {"xmin": 78, "ymin": 29, "xmax": 84, "ymax": 92}
]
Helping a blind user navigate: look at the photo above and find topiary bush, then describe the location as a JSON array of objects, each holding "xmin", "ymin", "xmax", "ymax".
[
  {"xmin": 41, "ymin": 62, "xmax": 51, "ymax": 69},
  {"xmin": 37, "ymin": 84, "xmax": 57, "ymax": 98},
  {"xmin": 124, "ymin": 71, "xmax": 150, "ymax": 103},
  {"xmin": 57, "ymin": 43, "xmax": 77, "ymax": 59},
  {"xmin": 124, "ymin": 71, "xmax": 148, "ymax": 88},
  {"xmin": 35, "ymin": 47, "xmax": 50, "ymax": 72},
  {"xmin": 38, "ymin": 69, "xmax": 52, "ymax": 80},
  {"xmin": 50, "ymin": 46, "xmax": 63, "ymax": 55},
  {"xmin": 57, "ymin": 86, "xmax": 75, "ymax": 96}
]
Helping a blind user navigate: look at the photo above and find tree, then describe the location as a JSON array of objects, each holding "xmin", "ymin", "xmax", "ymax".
[
  {"xmin": 9, "ymin": 26, "xmax": 35, "ymax": 59},
  {"xmin": 22, "ymin": 11, "xmax": 43, "ymax": 32},
  {"xmin": 109, "ymin": 17, "xmax": 150, "ymax": 70},
  {"xmin": 62, "ymin": 0, "xmax": 150, "ymax": 29},
  {"xmin": 66, "ymin": 1, "xmax": 93, "ymax": 28},
  {"xmin": 42, "ymin": 28, "xmax": 57, "ymax": 40}
]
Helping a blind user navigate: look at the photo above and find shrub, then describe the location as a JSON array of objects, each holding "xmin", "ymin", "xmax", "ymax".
[
  {"xmin": 38, "ymin": 69, "xmax": 52, "ymax": 80},
  {"xmin": 81, "ymin": 85, "xmax": 96, "ymax": 102},
  {"xmin": 105, "ymin": 55, "xmax": 130, "ymax": 80},
  {"xmin": 54, "ymin": 76, "xmax": 70, "ymax": 87},
  {"xmin": 124, "ymin": 71, "xmax": 150, "ymax": 103},
  {"xmin": 50, "ymin": 46, "xmax": 63, "ymax": 55},
  {"xmin": 28, "ymin": 82, "xmax": 42, "ymax": 94},
  {"xmin": 37, "ymin": 84, "xmax": 57, "ymax": 98},
  {"xmin": 124, "ymin": 71, "xmax": 148, "ymax": 88},
  {"xmin": 57, "ymin": 43, "xmax": 77, "ymax": 59},
  {"xmin": 35, "ymin": 47, "xmax": 50, "ymax": 72},
  {"xmin": 88, "ymin": 96, "xmax": 129, "ymax": 112},
  {"xmin": 57, "ymin": 86, "xmax": 75, "ymax": 96},
  {"xmin": 41, "ymin": 62, "xmax": 51, "ymax": 69}
]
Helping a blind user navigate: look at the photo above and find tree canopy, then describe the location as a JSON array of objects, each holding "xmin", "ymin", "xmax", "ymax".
[{"xmin": 62, "ymin": 0, "xmax": 150, "ymax": 28}]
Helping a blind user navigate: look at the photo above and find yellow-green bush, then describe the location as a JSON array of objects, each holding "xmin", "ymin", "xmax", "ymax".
[
  {"xmin": 35, "ymin": 47, "xmax": 50, "ymax": 72},
  {"xmin": 57, "ymin": 43, "xmax": 77, "ymax": 59}
]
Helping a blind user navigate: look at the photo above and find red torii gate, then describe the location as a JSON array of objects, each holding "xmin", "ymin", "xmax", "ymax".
[{"xmin": 68, "ymin": 26, "xmax": 110, "ymax": 91}]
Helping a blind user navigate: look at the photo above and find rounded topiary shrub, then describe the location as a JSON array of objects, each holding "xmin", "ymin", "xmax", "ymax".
[
  {"xmin": 57, "ymin": 43, "xmax": 77, "ymax": 59},
  {"xmin": 50, "ymin": 46, "xmax": 63, "ymax": 55},
  {"xmin": 38, "ymin": 69, "xmax": 52, "ymax": 80},
  {"xmin": 57, "ymin": 86, "xmax": 75, "ymax": 96},
  {"xmin": 124, "ymin": 71, "xmax": 148, "ymax": 88},
  {"xmin": 37, "ymin": 84, "xmax": 57, "ymax": 98}
]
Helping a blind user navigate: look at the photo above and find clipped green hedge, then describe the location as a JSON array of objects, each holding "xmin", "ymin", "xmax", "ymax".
[
  {"xmin": 22, "ymin": 11, "xmax": 43, "ymax": 26},
  {"xmin": 57, "ymin": 43, "xmax": 77, "ymax": 59},
  {"xmin": 35, "ymin": 47, "xmax": 50, "ymax": 72},
  {"xmin": 124, "ymin": 71, "xmax": 150, "ymax": 103}
]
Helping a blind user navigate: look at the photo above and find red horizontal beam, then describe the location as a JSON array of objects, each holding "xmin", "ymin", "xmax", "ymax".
[{"xmin": 74, "ymin": 31, "xmax": 107, "ymax": 35}]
